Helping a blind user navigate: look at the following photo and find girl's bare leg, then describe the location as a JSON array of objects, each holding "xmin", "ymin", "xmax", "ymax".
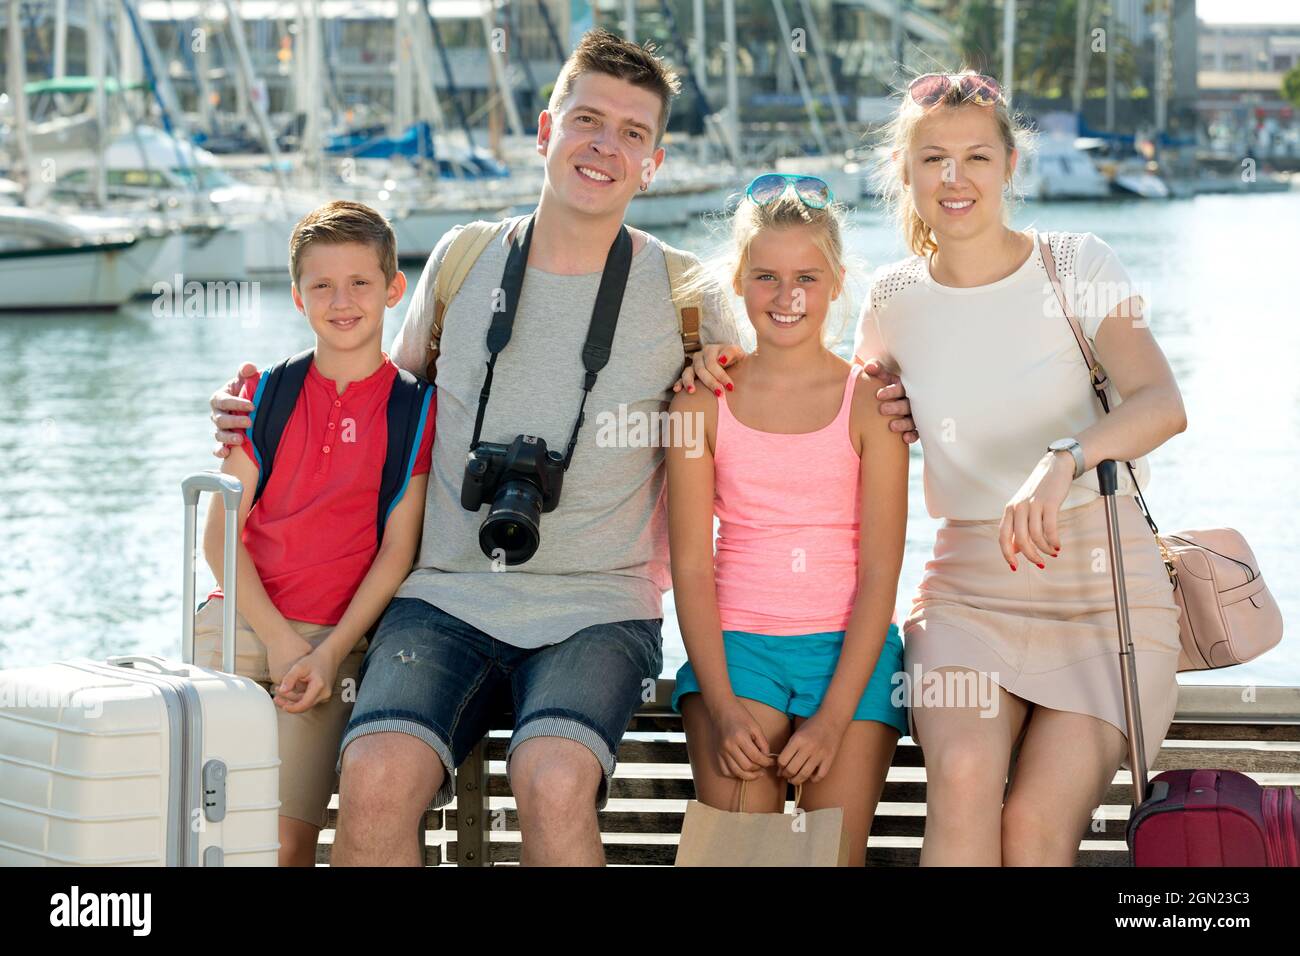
[{"xmin": 794, "ymin": 718, "xmax": 900, "ymax": 866}]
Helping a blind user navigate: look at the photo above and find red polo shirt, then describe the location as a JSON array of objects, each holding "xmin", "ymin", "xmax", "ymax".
[{"xmin": 208, "ymin": 355, "xmax": 434, "ymax": 625}]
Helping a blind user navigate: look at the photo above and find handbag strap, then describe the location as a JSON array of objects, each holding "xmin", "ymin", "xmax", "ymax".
[
  {"xmin": 735, "ymin": 757, "xmax": 804, "ymax": 812},
  {"xmin": 1037, "ymin": 234, "xmax": 1161, "ymax": 538}
]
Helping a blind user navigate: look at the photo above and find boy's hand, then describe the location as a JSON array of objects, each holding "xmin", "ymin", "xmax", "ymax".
[
  {"xmin": 859, "ymin": 359, "xmax": 919, "ymax": 445},
  {"xmin": 777, "ymin": 712, "xmax": 846, "ymax": 787},
  {"xmin": 211, "ymin": 361, "xmax": 259, "ymax": 458},
  {"xmin": 274, "ymin": 648, "xmax": 339, "ymax": 713},
  {"xmin": 672, "ymin": 344, "xmax": 744, "ymax": 396},
  {"xmin": 264, "ymin": 629, "xmax": 314, "ymax": 685}
]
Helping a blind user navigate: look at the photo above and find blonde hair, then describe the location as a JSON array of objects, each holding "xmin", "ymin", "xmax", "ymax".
[
  {"xmin": 873, "ymin": 69, "xmax": 1034, "ymax": 259},
  {"xmin": 678, "ymin": 188, "xmax": 859, "ymax": 353}
]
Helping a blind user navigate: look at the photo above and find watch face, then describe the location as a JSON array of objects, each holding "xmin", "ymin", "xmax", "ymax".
[{"xmin": 1050, "ymin": 439, "xmax": 1075, "ymax": 452}]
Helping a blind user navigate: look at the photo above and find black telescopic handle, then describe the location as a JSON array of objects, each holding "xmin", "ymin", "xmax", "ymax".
[{"xmin": 1097, "ymin": 457, "xmax": 1118, "ymax": 496}]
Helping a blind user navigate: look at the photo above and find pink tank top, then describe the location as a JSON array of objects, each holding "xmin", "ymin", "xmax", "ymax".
[{"xmin": 713, "ymin": 364, "xmax": 885, "ymax": 635}]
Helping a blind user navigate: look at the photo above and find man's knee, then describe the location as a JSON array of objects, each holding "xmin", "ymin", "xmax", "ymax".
[
  {"xmin": 510, "ymin": 737, "xmax": 603, "ymax": 820},
  {"xmin": 339, "ymin": 732, "xmax": 444, "ymax": 823}
]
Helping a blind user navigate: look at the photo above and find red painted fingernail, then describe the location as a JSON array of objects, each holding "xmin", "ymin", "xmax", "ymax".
[
  {"xmin": 1009, "ymin": 563, "xmax": 1017, "ymax": 572},
  {"xmin": 714, "ymin": 388, "xmax": 722, "ymax": 396},
  {"xmin": 725, "ymin": 383, "xmax": 733, "ymax": 391},
  {"xmin": 687, "ymin": 386, "xmax": 695, "ymax": 393},
  {"xmin": 1036, "ymin": 563, "xmax": 1045, "ymax": 569},
  {"xmin": 719, "ymin": 355, "xmax": 728, "ymax": 365}
]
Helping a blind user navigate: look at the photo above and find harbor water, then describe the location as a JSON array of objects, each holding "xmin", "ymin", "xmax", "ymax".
[{"xmin": 1, "ymin": 191, "xmax": 1297, "ymax": 687}]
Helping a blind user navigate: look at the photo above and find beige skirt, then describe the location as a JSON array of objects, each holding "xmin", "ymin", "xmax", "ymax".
[{"xmin": 903, "ymin": 494, "xmax": 1181, "ymax": 771}]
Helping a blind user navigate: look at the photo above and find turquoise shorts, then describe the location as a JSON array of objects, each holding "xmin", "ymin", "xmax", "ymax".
[{"xmin": 671, "ymin": 623, "xmax": 908, "ymax": 737}]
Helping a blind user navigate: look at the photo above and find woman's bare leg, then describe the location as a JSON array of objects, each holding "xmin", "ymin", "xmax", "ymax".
[
  {"xmin": 1001, "ymin": 706, "xmax": 1128, "ymax": 866},
  {"xmin": 912, "ymin": 667, "xmax": 1031, "ymax": 866}
]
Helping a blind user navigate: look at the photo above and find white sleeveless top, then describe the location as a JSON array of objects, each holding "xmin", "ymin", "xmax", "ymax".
[{"xmin": 853, "ymin": 228, "xmax": 1151, "ymax": 521}]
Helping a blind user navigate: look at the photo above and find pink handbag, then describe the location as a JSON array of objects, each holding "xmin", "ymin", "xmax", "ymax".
[{"xmin": 1039, "ymin": 236, "xmax": 1283, "ymax": 672}]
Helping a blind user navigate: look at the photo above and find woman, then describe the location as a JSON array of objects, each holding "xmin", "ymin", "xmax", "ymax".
[{"xmin": 679, "ymin": 71, "xmax": 1187, "ymax": 866}]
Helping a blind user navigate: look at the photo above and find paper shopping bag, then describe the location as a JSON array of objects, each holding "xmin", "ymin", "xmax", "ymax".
[{"xmin": 674, "ymin": 776, "xmax": 850, "ymax": 866}]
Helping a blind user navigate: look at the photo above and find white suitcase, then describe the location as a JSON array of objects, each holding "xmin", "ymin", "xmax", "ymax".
[{"xmin": 0, "ymin": 472, "xmax": 280, "ymax": 866}]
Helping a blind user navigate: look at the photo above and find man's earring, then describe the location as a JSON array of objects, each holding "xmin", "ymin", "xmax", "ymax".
[{"xmin": 639, "ymin": 182, "xmax": 648, "ymax": 192}]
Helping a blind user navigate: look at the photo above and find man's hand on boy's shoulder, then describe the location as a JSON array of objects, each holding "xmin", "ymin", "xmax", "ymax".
[{"xmin": 210, "ymin": 361, "xmax": 259, "ymax": 459}]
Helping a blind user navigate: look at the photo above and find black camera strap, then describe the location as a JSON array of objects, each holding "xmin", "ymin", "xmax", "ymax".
[{"xmin": 470, "ymin": 213, "xmax": 634, "ymax": 469}]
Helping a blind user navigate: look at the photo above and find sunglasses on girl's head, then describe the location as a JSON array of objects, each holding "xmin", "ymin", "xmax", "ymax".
[
  {"xmin": 745, "ymin": 173, "xmax": 834, "ymax": 209},
  {"xmin": 908, "ymin": 72, "xmax": 1002, "ymax": 108}
]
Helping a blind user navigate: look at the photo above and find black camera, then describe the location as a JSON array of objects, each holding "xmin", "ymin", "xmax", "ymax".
[{"xmin": 461, "ymin": 434, "xmax": 566, "ymax": 565}]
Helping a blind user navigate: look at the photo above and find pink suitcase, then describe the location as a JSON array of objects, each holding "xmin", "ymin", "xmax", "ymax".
[
  {"xmin": 1096, "ymin": 459, "xmax": 1299, "ymax": 867},
  {"xmin": 1128, "ymin": 769, "xmax": 1300, "ymax": 866}
]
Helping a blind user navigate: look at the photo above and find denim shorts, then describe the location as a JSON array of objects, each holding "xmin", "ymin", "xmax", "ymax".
[
  {"xmin": 338, "ymin": 597, "xmax": 663, "ymax": 810},
  {"xmin": 671, "ymin": 623, "xmax": 908, "ymax": 737}
]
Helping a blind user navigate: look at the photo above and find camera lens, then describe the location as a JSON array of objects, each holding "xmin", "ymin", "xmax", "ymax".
[{"xmin": 479, "ymin": 478, "xmax": 544, "ymax": 564}]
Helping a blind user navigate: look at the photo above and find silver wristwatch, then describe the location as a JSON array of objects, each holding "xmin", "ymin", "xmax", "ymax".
[{"xmin": 1048, "ymin": 438, "xmax": 1085, "ymax": 480}]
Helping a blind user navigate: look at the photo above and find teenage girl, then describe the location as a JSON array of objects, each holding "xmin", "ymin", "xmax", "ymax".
[
  {"xmin": 682, "ymin": 73, "xmax": 1188, "ymax": 866},
  {"xmin": 666, "ymin": 175, "xmax": 909, "ymax": 866}
]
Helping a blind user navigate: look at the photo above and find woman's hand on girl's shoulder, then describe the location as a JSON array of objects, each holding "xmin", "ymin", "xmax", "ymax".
[
  {"xmin": 673, "ymin": 343, "xmax": 746, "ymax": 397},
  {"xmin": 857, "ymin": 360, "xmax": 918, "ymax": 445}
]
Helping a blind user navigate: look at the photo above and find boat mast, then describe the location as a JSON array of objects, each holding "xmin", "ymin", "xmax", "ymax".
[
  {"xmin": 90, "ymin": 0, "xmax": 110, "ymax": 206},
  {"xmin": 770, "ymin": 0, "xmax": 830, "ymax": 157},
  {"xmin": 794, "ymin": 0, "xmax": 852, "ymax": 153},
  {"xmin": 1105, "ymin": 1, "xmax": 1115, "ymax": 131},
  {"xmin": 6, "ymin": 0, "xmax": 33, "ymax": 203},
  {"xmin": 219, "ymin": 0, "xmax": 289, "ymax": 193},
  {"xmin": 1002, "ymin": 0, "xmax": 1015, "ymax": 107},
  {"xmin": 1071, "ymin": 0, "xmax": 1089, "ymax": 117},
  {"xmin": 54, "ymin": 0, "xmax": 68, "ymax": 79},
  {"xmin": 723, "ymin": 0, "xmax": 739, "ymax": 161},
  {"xmin": 482, "ymin": 2, "xmax": 523, "ymax": 141}
]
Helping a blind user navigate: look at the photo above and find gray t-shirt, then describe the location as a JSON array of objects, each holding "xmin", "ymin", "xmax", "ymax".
[{"xmin": 389, "ymin": 217, "xmax": 738, "ymax": 647}]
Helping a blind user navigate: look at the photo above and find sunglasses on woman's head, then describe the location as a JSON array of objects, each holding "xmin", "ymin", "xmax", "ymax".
[
  {"xmin": 908, "ymin": 72, "xmax": 1002, "ymax": 108},
  {"xmin": 745, "ymin": 173, "xmax": 834, "ymax": 210}
]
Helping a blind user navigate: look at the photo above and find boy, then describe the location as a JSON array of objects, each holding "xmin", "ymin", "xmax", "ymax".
[{"xmin": 197, "ymin": 200, "xmax": 434, "ymax": 866}]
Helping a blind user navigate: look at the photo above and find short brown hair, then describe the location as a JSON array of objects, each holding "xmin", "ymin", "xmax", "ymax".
[
  {"xmin": 547, "ymin": 28, "xmax": 682, "ymax": 147},
  {"xmin": 288, "ymin": 200, "xmax": 397, "ymax": 286}
]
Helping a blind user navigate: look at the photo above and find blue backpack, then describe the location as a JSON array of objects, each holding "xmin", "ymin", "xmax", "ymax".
[{"xmin": 246, "ymin": 348, "xmax": 434, "ymax": 545}]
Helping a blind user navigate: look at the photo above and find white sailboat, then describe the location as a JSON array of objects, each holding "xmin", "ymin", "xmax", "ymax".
[{"xmin": 0, "ymin": 206, "xmax": 170, "ymax": 310}]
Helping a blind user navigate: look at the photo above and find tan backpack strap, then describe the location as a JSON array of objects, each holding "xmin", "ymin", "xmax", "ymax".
[
  {"xmin": 425, "ymin": 219, "xmax": 512, "ymax": 382},
  {"xmin": 662, "ymin": 243, "xmax": 704, "ymax": 364}
]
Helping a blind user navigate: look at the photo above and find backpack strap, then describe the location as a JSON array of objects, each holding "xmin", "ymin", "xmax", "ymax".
[
  {"xmin": 247, "ymin": 347, "xmax": 314, "ymax": 506},
  {"xmin": 426, "ymin": 220, "xmax": 513, "ymax": 383},
  {"xmin": 376, "ymin": 370, "xmax": 434, "ymax": 546},
  {"xmin": 661, "ymin": 241, "xmax": 705, "ymax": 365}
]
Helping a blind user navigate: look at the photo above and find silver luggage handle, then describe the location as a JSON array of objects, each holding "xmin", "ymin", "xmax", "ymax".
[
  {"xmin": 181, "ymin": 471, "xmax": 243, "ymax": 674},
  {"xmin": 1098, "ymin": 459, "xmax": 1149, "ymax": 807}
]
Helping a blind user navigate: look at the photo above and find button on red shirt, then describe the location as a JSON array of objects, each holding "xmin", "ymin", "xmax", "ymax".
[{"xmin": 208, "ymin": 355, "xmax": 434, "ymax": 625}]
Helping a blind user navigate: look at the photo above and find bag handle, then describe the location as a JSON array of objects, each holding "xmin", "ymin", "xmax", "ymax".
[
  {"xmin": 1037, "ymin": 235, "xmax": 1164, "ymax": 542},
  {"xmin": 734, "ymin": 755, "xmax": 804, "ymax": 813}
]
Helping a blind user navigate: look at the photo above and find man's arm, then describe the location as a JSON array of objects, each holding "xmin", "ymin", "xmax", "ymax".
[{"xmin": 389, "ymin": 226, "xmax": 463, "ymax": 377}]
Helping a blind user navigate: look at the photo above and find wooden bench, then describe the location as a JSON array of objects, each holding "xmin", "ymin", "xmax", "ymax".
[{"xmin": 317, "ymin": 680, "xmax": 1300, "ymax": 866}]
